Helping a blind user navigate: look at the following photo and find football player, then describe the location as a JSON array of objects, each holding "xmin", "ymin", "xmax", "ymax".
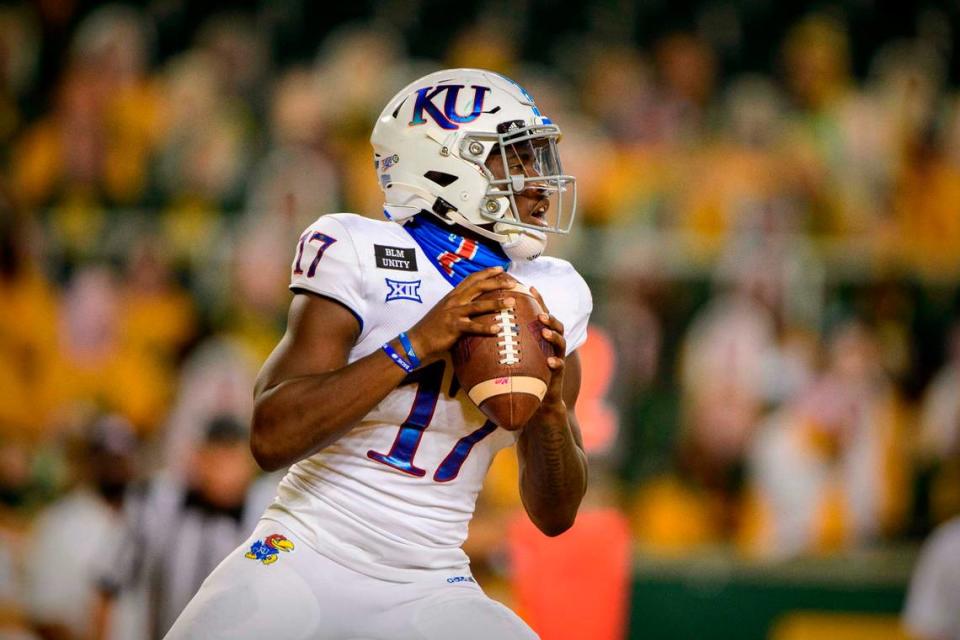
[{"xmin": 166, "ymin": 68, "xmax": 592, "ymax": 639}]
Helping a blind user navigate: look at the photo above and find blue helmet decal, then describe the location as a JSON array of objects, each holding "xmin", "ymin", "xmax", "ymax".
[{"xmin": 495, "ymin": 73, "xmax": 553, "ymax": 124}]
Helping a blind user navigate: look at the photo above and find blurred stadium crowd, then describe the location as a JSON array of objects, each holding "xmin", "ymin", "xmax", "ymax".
[{"xmin": 3, "ymin": 0, "xmax": 960, "ymax": 638}]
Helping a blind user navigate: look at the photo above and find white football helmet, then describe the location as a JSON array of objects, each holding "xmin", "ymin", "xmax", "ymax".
[{"xmin": 370, "ymin": 68, "xmax": 576, "ymax": 260}]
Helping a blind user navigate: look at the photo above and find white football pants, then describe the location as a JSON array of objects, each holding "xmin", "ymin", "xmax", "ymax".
[{"xmin": 164, "ymin": 520, "xmax": 538, "ymax": 640}]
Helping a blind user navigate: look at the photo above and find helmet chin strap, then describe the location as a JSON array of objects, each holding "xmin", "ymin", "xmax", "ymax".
[{"xmin": 445, "ymin": 210, "xmax": 508, "ymax": 243}]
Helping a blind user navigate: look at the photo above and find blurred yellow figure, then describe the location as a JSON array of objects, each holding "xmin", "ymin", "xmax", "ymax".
[
  {"xmin": 893, "ymin": 106, "xmax": 960, "ymax": 278},
  {"xmin": 629, "ymin": 474, "xmax": 720, "ymax": 553},
  {"xmin": 446, "ymin": 19, "xmax": 518, "ymax": 76},
  {"xmin": 0, "ymin": 191, "xmax": 61, "ymax": 436},
  {"xmin": 783, "ymin": 15, "xmax": 852, "ymax": 112},
  {"xmin": 121, "ymin": 233, "xmax": 195, "ymax": 343},
  {"xmin": 13, "ymin": 7, "xmax": 160, "ymax": 214},
  {"xmin": 0, "ymin": 262, "xmax": 60, "ymax": 435},
  {"xmin": 46, "ymin": 266, "xmax": 173, "ymax": 435}
]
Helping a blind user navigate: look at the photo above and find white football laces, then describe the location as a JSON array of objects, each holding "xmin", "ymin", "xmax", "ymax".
[{"xmin": 496, "ymin": 307, "xmax": 520, "ymax": 365}]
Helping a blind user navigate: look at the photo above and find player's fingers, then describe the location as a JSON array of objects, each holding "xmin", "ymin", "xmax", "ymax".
[
  {"xmin": 475, "ymin": 273, "xmax": 517, "ymax": 291},
  {"xmin": 530, "ymin": 286, "xmax": 551, "ymax": 314},
  {"xmin": 457, "ymin": 273, "xmax": 517, "ymax": 302},
  {"xmin": 447, "ymin": 267, "xmax": 505, "ymax": 301},
  {"xmin": 547, "ymin": 355, "xmax": 565, "ymax": 371},
  {"xmin": 457, "ymin": 317, "xmax": 500, "ymax": 334},
  {"xmin": 459, "ymin": 297, "xmax": 514, "ymax": 317},
  {"xmin": 538, "ymin": 312, "xmax": 564, "ymax": 335},
  {"xmin": 542, "ymin": 327, "xmax": 566, "ymax": 354},
  {"xmin": 455, "ymin": 267, "xmax": 510, "ymax": 292},
  {"xmin": 459, "ymin": 265, "xmax": 505, "ymax": 286}
]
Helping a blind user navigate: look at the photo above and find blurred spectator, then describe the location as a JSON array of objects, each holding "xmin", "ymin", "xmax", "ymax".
[
  {"xmin": 118, "ymin": 235, "xmax": 197, "ymax": 365},
  {"xmin": 314, "ymin": 24, "xmax": 406, "ymax": 132},
  {"xmin": 628, "ymin": 240, "xmax": 791, "ymax": 550},
  {"xmin": 153, "ymin": 49, "xmax": 253, "ymax": 253},
  {"xmin": 195, "ymin": 13, "xmax": 269, "ymax": 116},
  {"xmin": 903, "ymin": 516, "xmax": 960, "ymax": 640},
  {"xmin": 221, "ymin": 216, "xmax": 294, "ymax": 361},
  {"xmin": 0, "ymin": 433, "xmax": 60, "ymax": 637},
  {"xmin": 13, "ymin": 4, "xmax": 159, "ymax": 219},
  {"xmin": 23, "ymin": 414, "xmax": 146, "ymax": 640},
  {"xmin": 162, "ymin": 338, "xmax": 258, "ymax": 479},
  {"xmin": 653, "ymin": 33, "xmax": 717, "ymax": 142},
  {"xmin": 601, "ymin": 259, "xmax": 671, "ymax": 481},
  {"xmin": 676, "ymin": 76, "xmax": 789, "ymax": 249},
  {"xmin": 575, "ymin": 44, "xmax": 673, "ymax": 229},
  {"xmin": 577, "ymin": 43, "xmax": 655, "ymax": 145},
  {"xmin": 0, "ymin": 5, "xmax": 39, "ymax": 153},
  {"xmin": 245, "ymin": 66, "xmax": 340, "ymax": 232},
  {"xmin": 780, "ymin": 14, "xmax": 865, "ymax": 236},
  {"xmin": 680, "ymin": 259, "xmax": 781, "ymax": 485},
  {"xmin": 244, "ymin": 142, "xmax": 339, "ymax": 232},
  {"xmin": 742, "ymin": 320, "xmax": 908, "ymax": 557},
  {"xmin": 0, "ymin": 436, "xmax": 46, "ymax": 639},
  {"xmin": 918, "ymin": 321, "xmax": 960, "ymax": 526},
  {"xmin": 0, "ymin": 436, "xmax": 52, "ymax": 520},
  {"xmin": 100, "ymin": 415, "xmax": 276, "ymax": 639},
  {"xmin": 838, "ymin": 38, "xmax": 948, "ymax": 273},
  {"xmin": 782, "ymin": 14, "xmax": 851, "ymax": 113},
  {"xmin": 49, "ymin": 265, "xmax": 170, "ymax": 434},
  {"xmin": 0, "ymin": 532, "xmax": 38, "ymax": 638},
  {"xmin": 0, "ymin": 185, "xmax": 60, "ymax": 436},
  {"xmin": 314, "ymin": 25, "xmax": 408, "ymax": 216},
  {"xmin": 893, "ymin": 87, "xmax": 960, "ymax": 277},
  {"xmin": 446, "ymin": 16, "xmax": 519, "ymax": 74},
  {"xmin": 0, "ymin": 275, "xmax": 59, "ymax": 640}
]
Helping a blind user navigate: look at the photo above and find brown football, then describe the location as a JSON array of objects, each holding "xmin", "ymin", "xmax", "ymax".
[{"xmin": 451, "ymin": 284, "xmax": 555, "ymax": 430}]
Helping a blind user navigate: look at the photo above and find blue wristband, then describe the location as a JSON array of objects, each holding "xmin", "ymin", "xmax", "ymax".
[
  {"xmin": 382, "ymin": 343, "xmax": 414, "ymax": 373},
  {"xmin": 397, "ymin": 332, "xmax": 421, "ymax": 369}
]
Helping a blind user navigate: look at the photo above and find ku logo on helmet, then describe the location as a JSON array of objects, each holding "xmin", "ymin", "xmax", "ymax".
[{"xmin": 409, "ymin": 84, "xmax": 491, "ymax": 130}]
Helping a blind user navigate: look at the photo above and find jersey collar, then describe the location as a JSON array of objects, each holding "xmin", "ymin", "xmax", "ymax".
[{"xmin": 401, "ymin": 214, "xmax": 510, "ymax": 287}]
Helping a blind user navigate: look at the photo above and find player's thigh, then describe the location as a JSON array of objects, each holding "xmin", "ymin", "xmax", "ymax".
[
  {"xmin": 164, "ymin": 525, "xmax": 329, "ymax": 640},
  {"xmin": 410, "ymin": 591, "xmax": 539, "ymax": 640}
]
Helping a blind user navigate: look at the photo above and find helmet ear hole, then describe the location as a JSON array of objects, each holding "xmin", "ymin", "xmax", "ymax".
[
  {"xmin": 483, "ymin": 198, "xmax": 506, "ymax": 218},
  {"xmin": 424, "ymin": 171, "xmax": 458, "ymax": 187}
]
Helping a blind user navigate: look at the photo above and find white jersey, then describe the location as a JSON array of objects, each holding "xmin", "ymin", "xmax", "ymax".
[
  {"xmin": 904, "ymin": 517, "xmax": 960, "ymax": 640},
  {"xmin": 262, "ymin": 213, "xmax": 591, "ymax": 581}
]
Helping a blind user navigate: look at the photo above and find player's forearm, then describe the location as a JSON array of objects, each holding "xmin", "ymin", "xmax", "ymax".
[
  {"xmin": 517, "ymin": 406, "xmax": 587, "ymax": 536},
  {"xmin": 251, "ymin": 347, "xmax": 407, "ymax": 471}
]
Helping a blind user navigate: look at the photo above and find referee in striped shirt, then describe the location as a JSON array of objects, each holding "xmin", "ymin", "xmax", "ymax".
[{"xmin": 99, "ymin": 416, "xmax": 278, "ymax": 639}]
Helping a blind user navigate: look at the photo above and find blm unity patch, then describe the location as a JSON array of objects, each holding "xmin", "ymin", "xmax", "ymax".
[{"xmin": 375, "ymin": 245, "xmax": 418, "ymax": 272}]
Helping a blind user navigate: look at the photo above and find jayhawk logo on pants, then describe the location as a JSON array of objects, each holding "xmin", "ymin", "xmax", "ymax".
[{"xmin": 245, "ymin": 533, "xmax": 295, "ymax": 565}]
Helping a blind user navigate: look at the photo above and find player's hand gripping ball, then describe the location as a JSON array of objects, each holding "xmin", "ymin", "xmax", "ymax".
[{"xmin": 452, "ymin": 284, "xmax": 555, "ymax": 430}]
